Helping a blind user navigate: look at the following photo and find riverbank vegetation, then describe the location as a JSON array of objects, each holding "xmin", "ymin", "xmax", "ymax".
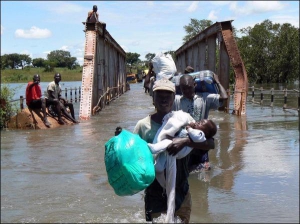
[
  {"xmin": 1, "ymin": 19, "xmax": 298, "ymax": 85},
  {"xmin": 1, "ymin": 50, "xmax": 82, "ymax": 83},
  {"xmin": 183, "ymin": 19, "xmax": 299, "ymax": 84},
  {"xmin": 1, "ymin": 67, "xmax": 82, "ymax": 83},
  {"xmin": 0, "ymin": 84, "xmax": 18, "ymax": 129}
]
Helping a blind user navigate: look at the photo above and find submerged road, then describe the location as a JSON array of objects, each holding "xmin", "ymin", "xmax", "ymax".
[{"xmin": 1, "ymin": 82, "xmax": 299, "ymax": 223}]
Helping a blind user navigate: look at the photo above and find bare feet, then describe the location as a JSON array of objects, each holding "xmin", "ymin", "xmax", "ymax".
[
  {"xmin": 72, "ymin": 119, "xmax": 80, "ymax": 124},
  {"xmin": 57, "ymin": 119, "xmax": 65, "ymax": 125},
  {"xmin": 43, "ymin": 118, "xmax": 51, "ymax": 128}
]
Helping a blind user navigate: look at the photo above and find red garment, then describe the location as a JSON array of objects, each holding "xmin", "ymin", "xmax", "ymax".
[{"xmin": 26, "ymin": 81, "xmax": 42, "ymax": 106}]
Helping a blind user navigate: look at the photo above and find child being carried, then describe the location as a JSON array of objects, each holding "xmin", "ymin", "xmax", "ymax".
[{"xmin": 147, "ymin": 110, "xmax": 217, "ymax": 188}]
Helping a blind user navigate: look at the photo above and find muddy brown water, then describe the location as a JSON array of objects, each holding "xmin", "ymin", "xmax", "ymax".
[{"xmin": 1, "ymin": 82, "xmax": 299, "ymax": 223}]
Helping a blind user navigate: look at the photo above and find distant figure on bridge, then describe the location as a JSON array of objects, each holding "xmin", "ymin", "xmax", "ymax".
[
  {"xmin": 87, "ymin": 5, "xmax": 99, "ymax": 23},
  {"xmin": 184, "ymin": 66, "xmax": 194, "ymax": 74},
  {"xmin": 144, "ymin": 62, "xmax": 155, "ymax": 94},
  {"xmin": 47, "ymin": 73, "xmax": 79, "ymax": 124}
]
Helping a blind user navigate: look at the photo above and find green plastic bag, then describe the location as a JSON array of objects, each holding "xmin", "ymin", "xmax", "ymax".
[{"xmin": 104, "ymin": 129, "xmax": 155, "ymax": 196}]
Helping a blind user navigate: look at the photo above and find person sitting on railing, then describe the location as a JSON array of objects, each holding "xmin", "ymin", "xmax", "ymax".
[
  {"xmin": 46, "ymin": 73, "xmax": 79, "ymax": 124},
  {"xmin": 25, "ymin": 74, "xmax": 64, "ymax": 127}
]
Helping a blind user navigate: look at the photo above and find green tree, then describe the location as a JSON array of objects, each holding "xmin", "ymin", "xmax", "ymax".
[
  {"xmin": 126, "ymin": 52, "xmax": 141, "ymax": 65},
  {"xmin": 164, "ymin": 50, "xmax": 176, "ymax": 61},
  {"xmin": 0, "ymin": 84, "xmax": 17, "ymax": 129},
  {"xmin": 145, "ymin": 53, "xmax": 155, "ymax": 61},
  {"xmin": 237, "ymin": 20, "xmax": 299, "ymax": 83},
  {"xmin": 32, "ymin": 58, "xmax": 46, "ymax": 67},
  {"xmin": 43, "ymin": 60, "xmax": 56, "ymax": 72},
  {"xmin": 0, "ymin": 53, "xmax": 31, "ymax": 69},
  {"xmin": 271, "ymin": 23, "xmax": 299, "ymax": 83},
  {"xmin": 47, "ymin": 50, "xmax": 77, "ymax": 68},
  {"xmin": 0, "ymin": 55, "xmax": 8, "ymax": 69},
  {"xmin": 126, "ymin": 52, "xmax": 141, "ymax": 73},
  {"xmin": 183, "ymin": 19, "xmax": 213, "ymax": 43},
  {"xmin": 19, "ymin": 54, "xmax": 32, "ymax": 69}
]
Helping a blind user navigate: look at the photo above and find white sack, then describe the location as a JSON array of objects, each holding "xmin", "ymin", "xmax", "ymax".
[{"xmin": 152, "ymin": 52, "xmax": 177, "ymax": 80}]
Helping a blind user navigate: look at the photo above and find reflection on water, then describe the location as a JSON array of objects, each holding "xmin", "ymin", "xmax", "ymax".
[{"xmin": 1, "ymin": 83, "xmax": 299, "ymax": 223}]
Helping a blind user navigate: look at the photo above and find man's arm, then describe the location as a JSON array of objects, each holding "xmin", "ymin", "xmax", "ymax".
[
  {"xmin": 47, "ymin": 89, "xmax": 56, "ymax": 99},
  {"xmin": 166, "ymin": 137, "xmax": 215, "ymax": 156},
  {"xmin": 28, "ymin": 81, "xmax": 38, "ymax": 89},
  {"xmin": 58, "ymin": 93, "xmax": 68, "ymax": 104},
  {"xmin": 213, "ymin": 73, "xmax": 228, "ymax": 102}
]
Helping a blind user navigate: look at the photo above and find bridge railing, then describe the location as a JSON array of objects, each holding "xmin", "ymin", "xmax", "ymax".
[
  {"xmin": 91, "ymin": 82, "xmax": 129, "ymax": 115},
  {"xmin": 9, "ymin": 86, "xmax": 81, "ymax": 110},
  {"xmin": 225, "ymin": 85, "xmax": 299, "ymax": 113},
  {"xmin": 175, "ymin": 20, "xmax": 248, "ymax": 116}
]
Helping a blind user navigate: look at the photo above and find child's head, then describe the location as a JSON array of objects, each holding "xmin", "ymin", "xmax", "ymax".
[{"xmin": 187, "ymin": 119, "xmax": 217, "ymax": 138}]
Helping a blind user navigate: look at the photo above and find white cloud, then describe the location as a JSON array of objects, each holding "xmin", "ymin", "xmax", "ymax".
[
  {"xmin": 270, "ymin": 15, "xmax": 299, "ymax": 28},
  {"xmin": 46, "ymin": 2, "xmax": 87, "ymax": 14},
  {"xmin": 76, "ymin": 57, "xmax": 83, "ymax": 65},
  {"xmin": 121, "ymin": 45, "xmax": 129, "ymax": 53},
  {"xmin": 43, "ymin": 51, "xmax": 51, "ymax": 59},
  {"xmin": 230, "ymin": 1, "xmax": 287, "ymax": 15},
  {"xmin": 146, "ymin": 1, "xmax": 154, "ymax": 7},
  {"xmin": 210, "ymin": 1, "xmax": 232, "ymax": 6},
  {"xmin": 20, "ymin": 50, "xmax": 31, "ymax": 55},
  {"xmin": 208, "ymin": 10, "xmax": 218, "ymax": 20},
  {"xmin": 130, "ymin": 41, "xmax": 140, "ymax": 46},
  {"xmin": 1, "ymin": 25, "xmax": 3, "ymax": 35},
  {"xmin": 15, "ymin": 26, "xmax": 52, "ymax": 39},
  {"xmin": 187, "ymin": 1, "xmax": 198, "ymax": 12},
  {"xmin": 61, "ymin": 45, "xmax": 69, "ymax": 51},
  {"xmin": 72, "ymin": 45, "xmax": 85, "ymax": 65}
]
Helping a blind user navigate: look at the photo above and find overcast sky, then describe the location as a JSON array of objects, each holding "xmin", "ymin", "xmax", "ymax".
[{"xmin": 1, "ymin": 1, "xmax": 299, "ymax": 65}]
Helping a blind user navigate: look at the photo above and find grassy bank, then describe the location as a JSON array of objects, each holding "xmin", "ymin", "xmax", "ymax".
[{"xmin": 1, "ymin": 67, "xmax": 82, "ymax": 83}]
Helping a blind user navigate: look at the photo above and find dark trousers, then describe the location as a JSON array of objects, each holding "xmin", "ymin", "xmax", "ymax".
[{"xmin": 188, "ymin": 150, "xmax": 209, "ymax": 171}]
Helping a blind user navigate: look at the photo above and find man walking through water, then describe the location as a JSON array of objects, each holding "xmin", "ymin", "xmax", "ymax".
[
  {"xmin": 134, "ymin": 78, "xmax": 215, "ymax": 223},
  {"xmin": 173, "ymin": 73, "xmax": 228, "ymax": 172}
]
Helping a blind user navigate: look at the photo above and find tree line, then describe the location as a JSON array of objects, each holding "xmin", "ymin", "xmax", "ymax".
[
  {"xmin": 1, "ymin": 50, "xmax": 80, "ymax": 72},
  {"xmin": 236, "ymin": 19, "xmax": 298, "ymax": 83},
  {"xmin": 2, "ymin": 19, "xmax": 298, "ymax": 84},
  {"xmin": 126, "ymin": 19, "xmax": 299, "ymax": 84}
]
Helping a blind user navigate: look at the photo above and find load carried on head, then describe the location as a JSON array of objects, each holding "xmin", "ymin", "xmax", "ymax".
[
  {"xmin": 152, "ymin": 52, "xmax": 177, "ymax": 81},
  {"xmin": 172, "ymin": 70, "xmax": 220, "ymax": 94}
]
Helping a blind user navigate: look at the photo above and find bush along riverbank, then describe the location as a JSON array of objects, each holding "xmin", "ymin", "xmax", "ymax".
[{"xmin": 1, "ymin": 67, "xmax": 82, "ymax": 83}]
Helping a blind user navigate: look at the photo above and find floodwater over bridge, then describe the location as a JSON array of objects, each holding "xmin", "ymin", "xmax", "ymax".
[
  {"xmin": 79, "ymin": 20, "xmax": 249, "ymax": 120},
  {"xmin": 1, "ymin": 19, "xmax": 299, "ymax": 223},
  {"xmin": 1, "ymin": 82, "xmax": 299, "ymax": 223}
]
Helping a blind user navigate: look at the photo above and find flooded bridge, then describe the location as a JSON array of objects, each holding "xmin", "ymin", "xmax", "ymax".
[
  {"xmin": 79, "ymin": 22, "xmax": 127, "ymax": 120},
  {"xmin": 79, "ymin": 20, "xmax": 250, "ymax": 119}
]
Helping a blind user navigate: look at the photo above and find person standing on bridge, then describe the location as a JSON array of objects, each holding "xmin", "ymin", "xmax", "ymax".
[
  {"xmin": 47, "ymin": 73, "xmax": 79, "ymax": 124},
  {"xmin": 184, "ymin": 66, "xmax": 194, "ymax": 74},
  {"xmin": 87, "ymin": 5, "xmax": 99, "ymax": 23},
  {"xmin": 173, "ymin": 73, "xmax": 228, "ymax": 172},
  {"xmin": 134, "ymin": 78, "xmax": 215, "ymax": 223}
]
